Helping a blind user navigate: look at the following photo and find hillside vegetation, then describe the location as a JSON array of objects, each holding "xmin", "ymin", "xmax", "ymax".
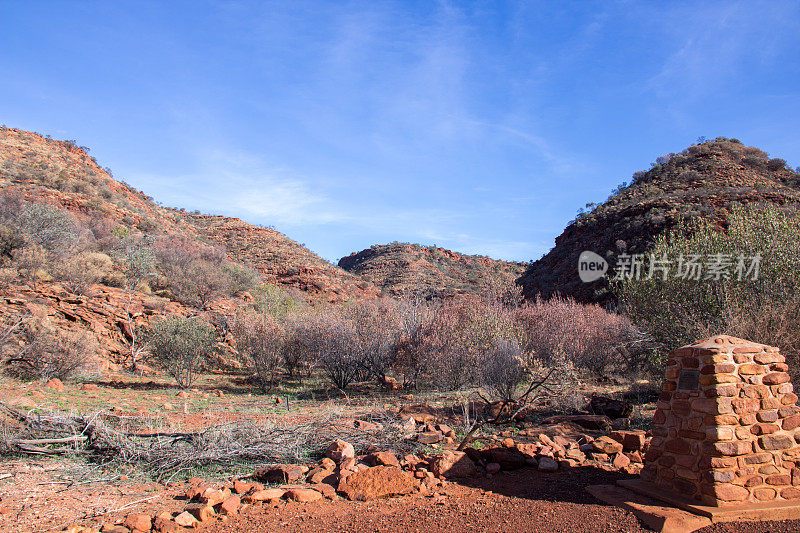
[
  {"xmin": 517, "ymin": 137, "xmax": 800, "ymax": 304},
  {"xmin": 339, "ymin": 242, "xmax": 526, "ymax": 299}
]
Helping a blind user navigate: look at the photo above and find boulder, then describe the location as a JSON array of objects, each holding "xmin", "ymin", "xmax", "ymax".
[
  {"xmin": 365, "ymin": 451, "xmax": 400, "ymax": 468},
  {"xmin": 486, "ymin": 462, "xmax": 501, "ymax": 474},
  {"xmin": 284, "ymin": 488, "xmax": 323, "ymax": 502},
  {"xmin": 609, "ymin": 430, "xmax": 647, "ymax": 452},
  {"xmin": 174, "ymin": 511, "xmax": 198, "ymax": 528},
  {"xmin": 485, "ymin": 447, "xmax": 526, "ymax": 470},
  {"xmin": 245, "ymin": 488, "xmax": 285, "ymax": 502},
  {"xmin": 123, "ymin": 513, "xmax": 152, "ymax": 532},
  {"xmin": 337, "ymin": 466, "xmax": 419, "ymax": 501},
  {"xmin": 326, "ymin": 439, "xmax": 355, "ymax": 463},
  {"xmin": 417, "ymin": 431, "xmax": 443, "ymax": 444},
  {"xmin": 592, "ymin": 436, "xmax": 624, "ymax": 454},
  {"xmin": 538, "ymin": 456, "xmax": 559, "ymax": 472},
  {"xmin": 184, "ymin": 503, "xmax": 215, "ymax": 523},
  {"xmin": 219, "ymin": 495, "xmax": 240, "ymax": 515},
  {"xmin": 431, "ymin": 451, "xmax": 476, "ymax": 479},
  {"xmin": 254, "ymin": 464, "xmax": 308, "ymax": 484}
]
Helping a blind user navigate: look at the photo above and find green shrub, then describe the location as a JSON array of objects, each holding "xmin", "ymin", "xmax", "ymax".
[
  {"xmin": 145, "ymin": 316, "xmax": 217, "ymax": 388},
  {"xmin": 616, "ymin": 206, "xmax": 800, "ymax": 374}
]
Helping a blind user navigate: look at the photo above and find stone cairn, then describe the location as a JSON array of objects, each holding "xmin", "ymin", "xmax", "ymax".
[{"xmin": 642, "ymin": 335, "xmax": 800, "ymax": 506}]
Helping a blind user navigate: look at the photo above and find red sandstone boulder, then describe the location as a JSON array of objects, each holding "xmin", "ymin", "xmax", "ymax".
[
  {"xmin": 326, "ymin": 439, "xmax": 355, "ymax": 463},
  {"xmin": 337, "ymin": 466, "xmax": 418, "ymax": 501},
  {"xmin": 365, "ymin": 451, "xmax": 400, "ymax": 468},
  {"xmin": 284, "ymin": 488, "xmax": 323, "ymax": 502},
  {"xmin": 431, "ymin": 450, "xmax": 476, "ymax": 479},
  {"xmin": 591, "ymin": 436, "xmax": 624, "ymax": 454},
  {"xmin": 123, "ymin": 513, "xmax": 152, "ymax": 532}
]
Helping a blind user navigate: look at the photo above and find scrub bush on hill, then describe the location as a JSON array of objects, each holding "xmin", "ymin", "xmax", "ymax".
[{"xmin": 617, "ymin": 206, "xmax": 800, "ymax": 377}]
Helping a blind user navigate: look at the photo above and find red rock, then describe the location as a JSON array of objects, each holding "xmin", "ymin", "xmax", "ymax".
[
  {"xmin": 81, "ymin": 383, "xmax": 100, "ymax": 391},
  {"xmin": 254, "ymin": 464, "xmax": 307, "ymax": 483},
  {"xmin": 763, "ymin": 373, "xmax": 790, "ymax": 385},
  {"xmin": 326, "ymin": 439, "xmax": 355, "ymax": 462},
  {"xmin": 219, "ymin": 495, "xmax": 240, "ymax": 515},
  {"xmin": 200, "ymin": 487, "xmax": 226, "ymax": 506},
  {"xmin": 609, "ymin": 430, "xmax": 646, "ymax": 452},
  {"xmin": 417, "ymin": 431, "xmax": 443, "ymax": 444},
  {"xmin": 431, "ymin": 451, "xmax": 476, "ymax": 479},
  {"xmin": 232, "ymin": 480, "xmax": 254, "ymax": 494},
  {"xmin": 184, "ymin": 503, "xmax": 215, "ymax": 522},
  {"xmin": 612, "ymin": 453, "xmax": 631, "ymax": 469},
  {"xmin": 710, "ymin": 484, "xmax": 750, "ymax": 502},
  {"xmin": 337, "ymin": 466, "xmax": 418, "ymax": 501},
  {"xmin": 284, "ymin": 488, "xmax": 323, "ymax": 502},
  {"xmin": 366, "ymin": 451, "xmax": 400, "ymax": 468},
  {"xmin": 123, "ymin": 513, "xmax": 152, "ymax": 532},
  {"xmin": 174, "ymin": 511, "xmax": 198, "ymax": 527},
  {"xmin": 46, "ymin": 378, "xmax": 64, "ymax": 391},
  {"xmin": 245, "ymin": 488, "xmax": 285, "ymax": 502},
  {"xmin": 313, "ymin": 483, "xmax": 337, "ymax": 499},
  {"xmin": 592, "ymin": 436, "xmax": 624, "ymax": 454}
]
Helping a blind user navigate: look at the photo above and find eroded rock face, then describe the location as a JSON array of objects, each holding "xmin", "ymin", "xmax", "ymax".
[{"xmin": 337, "ymin": 466, "xmax": 419, "ymax": 501}]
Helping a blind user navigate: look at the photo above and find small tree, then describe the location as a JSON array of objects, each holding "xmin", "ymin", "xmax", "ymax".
[
  {"xmin": 314, "ymin": 313, "xmax": 361, "ymax": 391},
  {"xmin": 480, "ymin": 340, "xmax": 526, "ymax": 403},
  {"xmin": 231, "ymin": 310, "xmax": 284, "ymax": 392},
  {"xmin": 146, "ymin": 316, "xmax": 217, "ymax": 388}
]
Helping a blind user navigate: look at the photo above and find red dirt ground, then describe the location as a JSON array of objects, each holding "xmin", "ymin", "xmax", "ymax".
[{"xmin": 202, "ymin": 467, "xmax": 800, "ymax": 533}]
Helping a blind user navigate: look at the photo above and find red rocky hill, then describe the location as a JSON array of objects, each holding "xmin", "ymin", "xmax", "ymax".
[
  {"xmin": 0, "ymin": 126, "xmax": 377, "ymax": 303},
  {"xmin": 517, "ymin": 137, "xmax": 800, "ymax": 304},
  {"xmin": 338, "ymin": 242, "xmax": 526, "ymax": 299}
]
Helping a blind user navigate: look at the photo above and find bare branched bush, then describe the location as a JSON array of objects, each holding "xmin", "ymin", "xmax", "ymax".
[
  {"xmin": 392, "ymin": 294, "xmax": 434, "ymax": 388},
  {"xmin": 341, "ymin": 299, "xmax": 401, "ymax": 384},
  {"xmin": 231, "ymin": 310, "xmax": 284, "ymax": 392},
  {"xmin": 513, "ymin": 296, "xmax": 648, "ymax": 377},
  {"xmin": 3, "ymin": 319, "xmax": 97, "ymax": 381},
  {"xmin": 144, "ymin": 316, "xmax": 217, "ymax": 388},
  {"xmin": 480, "ymin": 339, "xmax": 526, "ymax": 403},
  {"xmin": 314, "ymin": 313, "xmax": 361, "ymax": 390},
  {"xmin": 152, "ymin": 236, "xmax": 257, "ymax": 308}
]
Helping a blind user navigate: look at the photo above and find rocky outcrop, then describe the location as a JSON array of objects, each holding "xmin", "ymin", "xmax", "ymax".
[
  {"xmin": 339, "ymin": 243, "xmax": 525, "ymax": 299},
  {"xmin": 517, "ymin": 138, "xmax": 800, "ymax": 304}
]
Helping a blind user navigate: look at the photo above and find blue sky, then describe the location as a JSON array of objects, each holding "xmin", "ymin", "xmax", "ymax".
[{"xmin": 2, "ymin": 1, "xmax": 799, "ymax": 263}]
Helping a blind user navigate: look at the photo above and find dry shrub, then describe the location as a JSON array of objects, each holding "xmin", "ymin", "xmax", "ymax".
[
  {"xmin": 57, "ymin": 252, "xmax": 110, "ymax": 294},
  {"xmin": 281, "ymin": 313, "xmax": 324, "ymax": 380},
  {"xmin": 231, "ymin": 310, "xmax": 284, "ymax": 392},
  {"xmin": 312, "ymin": 311, "xmax": 361, "ymax": 390},
  {"xmin": 3, "ymin": 319, "xmax": 97, "ymax": 381},
  {"xmin": 513, "ymin": 296, "xmax": 648, "ymax": 377},
  {"xmin": 145, "ymin": 316, "xmax": 217, "ymax": 388},
  {"xmin": 340, "ymin": 298, "xmax": 401, "ymax": 383},
  {"xmin": 416, "ymin": 296, "xmax": 518, "ymax": 391},
  {"xmin": 152, "ymin": 235, "xmax": 257, "ymax": 308}
]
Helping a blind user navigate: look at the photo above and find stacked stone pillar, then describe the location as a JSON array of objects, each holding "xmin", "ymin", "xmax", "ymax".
[{"xmin": 642, "ymin": 335, "xmax": 800, "ymax": 506}]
